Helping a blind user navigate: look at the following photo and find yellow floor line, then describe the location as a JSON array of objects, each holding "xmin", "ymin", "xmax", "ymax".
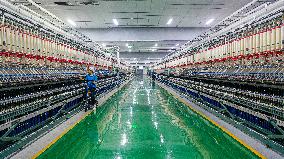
[
  {"xmin": 32, "ymin": 111, "xmax": 92, "ymax": 159},
  {"xmin": 159, "ymin": 83, "xmax": 266, "ymax": 159}
]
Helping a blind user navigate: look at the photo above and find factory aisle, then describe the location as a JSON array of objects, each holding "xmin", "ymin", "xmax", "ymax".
[{"xmin": 37, "ymin": 77, "xmax": 259, "ymax": 159}]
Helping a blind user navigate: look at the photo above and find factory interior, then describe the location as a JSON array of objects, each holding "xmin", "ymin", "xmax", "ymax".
[{"xmin": 0, "ymin": 0, "xmax": 284, "ymax": 158}]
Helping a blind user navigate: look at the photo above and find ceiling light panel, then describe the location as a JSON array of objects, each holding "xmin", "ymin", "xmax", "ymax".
[
  {"xmin": 67, "ymin": 19, "xmax": 76, "ymax": 26},
  {"xmin": 167, "ymin": 18, "xmax": 173, "ymax": 25},
  {"xmin": 206, "ymin": 18, "xmax": 215, "ymax": 25},
  {"xmin": 113, "ymin": 19, "xmax": 119, "ymax": 25}
]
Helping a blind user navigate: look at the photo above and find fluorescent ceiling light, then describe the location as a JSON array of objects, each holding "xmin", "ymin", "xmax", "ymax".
[
  {"xmin": 113, "ymin": 19, "xmax": 119, "ymax": 25},
  {"xmin": 155, "ymin": 43, "xmax": 158, "ymax": 47},
  {"xmin": 67, "ymin": 19, "xmax": 76, "ymax": 26},
  {"xmin": 206, "ymin": 18, "xmax": 214, "ymax": 25},
  {"xmin": 167, "ymin": 18, "xmax": 173, "ymax": 25}
]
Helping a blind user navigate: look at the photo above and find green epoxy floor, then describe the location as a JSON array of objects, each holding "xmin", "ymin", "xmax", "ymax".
[{"xmin": 38, "ymin": 77, "xmax": 259, "ymax": 159}]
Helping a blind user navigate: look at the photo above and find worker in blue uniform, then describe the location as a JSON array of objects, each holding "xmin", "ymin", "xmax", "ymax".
[{"xmin": 82, "ymin": 66, "xmax": 98, "ymax": 111}]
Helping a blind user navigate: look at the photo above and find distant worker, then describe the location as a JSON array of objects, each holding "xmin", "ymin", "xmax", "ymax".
[
  {"xmin": 116, "ymin": 69, "xmax": 120, "ymax": 86},
  {"xmin": 81, "ymin": 66, "xmax": 98, "ymax": 111},
  {"xmin": 151, "ymin": 71, "xmax": 156, "ymax": 88},
  {"xmin": 151, "ymin": 71, "xmax": 156, "ymax": 81}
]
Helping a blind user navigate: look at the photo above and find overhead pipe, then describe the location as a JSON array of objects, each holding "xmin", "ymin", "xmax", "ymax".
[
  {"xmin": 209, "ymin": 0, "xmax": 284, "ymax": 40},
  {"xmin": 172, "ymin": 0, "xmax": 282, "ymax": 59}
]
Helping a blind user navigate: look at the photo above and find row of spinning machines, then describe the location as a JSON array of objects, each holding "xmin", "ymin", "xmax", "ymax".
[
  {"xmin": 0, "ymin": 2, "xmax": 132, "ymax": 158},
  {"xmin": 152, "ymin": 5, "xmax": 284, "ymax": 155},
  {"xmin": 155, "ymin": 70, "xmax": 283, "ymax": 150},
  {"xmin": 0, "ymin": 65, "xmax": 131, "ymax": 156}
]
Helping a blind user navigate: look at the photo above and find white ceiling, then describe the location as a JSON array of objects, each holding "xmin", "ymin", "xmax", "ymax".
[
  {"xmin": 22, "ymin": 0, "xmax": 252, "ymax": 28},
  {"xmin": 78, "ymin": 27, "xmax": 206, "ymax": 52}
]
